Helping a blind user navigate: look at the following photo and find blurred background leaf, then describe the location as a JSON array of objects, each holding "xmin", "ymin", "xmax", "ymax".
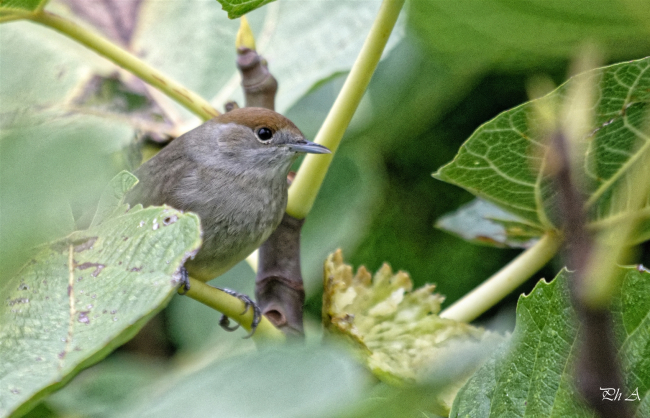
[
  {"xmin": 132, "ymin": 0, "xmax": 404, "ymax": 119},
  {"xmin": 0, "ymin": 110, "xmax": 135, "ymax": 280},
  {"xmin": 45, "ymin": 344, "xmax": 367, "ymax": 418}
]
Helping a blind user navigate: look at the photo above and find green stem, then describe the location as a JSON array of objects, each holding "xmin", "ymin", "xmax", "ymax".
[
  {"xmin": 0, "ymin": 11, "xmax": 28, "ymax": 24},
  {"xmin": 439, "ymin": 232, "xmax": 562, "ymax": 323},
  {"xmin": 28, "ymin": 11, "xmax": 219, "ymax": 121},
  {"xmin": 286, "ymin": 0, "xmax": 405, "ymax": 219},
  {"xmin": 183, "ymin": 277, "xmax": 285, "ymax": 343}
]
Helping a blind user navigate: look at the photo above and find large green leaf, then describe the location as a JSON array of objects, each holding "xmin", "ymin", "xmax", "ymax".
[
  {"xmin": 409, "ymin": 0, "xmax": 650, "ymax": 71},
  {"xmin": 134, "ymin": 0, "xmax": 404, "ymax": 115},
  {"xmin": 0, "ymin": 195, "xmax": 201, "ymax": 417},
  {"xmin": 0, "ymin": 20, "xmax": 111, "ymax": 112},
  {"xmin": 0, "ymin": 20, "xmax": 136, "ymax": 279},
  {"xmin": 215, "ymin": 0, "xmax": 276, "ymax": 19},
  {"xmin": 0, "ymin": 111, "xmax": 135, "ymax": 281},
  {"xmin": 115, "ymin": 345, "xmax": 364, "ymax": 418},
  {"xmin": 43, "ymin": 354, "xmax": 167, "ymax": 418},
  {"xmin": 450, "ymin": 267, "xmax": 650, "ymax": 417},
  {"xmin": 435, "ymin": 58, "xmax": 650, "ymax": 242}
]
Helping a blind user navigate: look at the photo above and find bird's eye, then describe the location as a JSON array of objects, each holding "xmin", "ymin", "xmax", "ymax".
[{"xmin": 256, "ymin": 127, "xmax": 274, "ymax": 142}]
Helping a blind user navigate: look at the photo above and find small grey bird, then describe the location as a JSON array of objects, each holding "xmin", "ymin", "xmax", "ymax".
[{"xmin": 127, "ymin": 107, "xmax": 329, "ymax": 329}]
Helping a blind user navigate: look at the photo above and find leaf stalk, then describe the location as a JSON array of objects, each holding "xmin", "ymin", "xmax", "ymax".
[
  {"xmin": 440, "ymin": 232, "xmax": 562, "ymax": 322},
  {"xmin": 286, "ymin": 0, "xmax": 405, "ymax": 219}
]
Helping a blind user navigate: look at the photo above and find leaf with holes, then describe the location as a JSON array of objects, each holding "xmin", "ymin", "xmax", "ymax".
[
  {"xmin": 0, "ymin": 204, "xmax": 201, "ymax": 417},
  {"xmin": 435, "ymin": 57, "xmax": 650, "ymax": 244},
  {"xmin": 450, "ymin": 267, "xmax": 650, "ymax": 417}
]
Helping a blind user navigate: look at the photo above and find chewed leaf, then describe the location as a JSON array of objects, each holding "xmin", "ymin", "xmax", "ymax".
[
  {"xmin": 215, "ymin": 0, "xmax": 276, "ymax": 19},
  {"xmin": 323, "ymin": 250, "xmax": 496, "ymax": 412},
  {"xmin": 435, "ymin": 58, "xmax": 650, "ymax": 242},
  {"xmin": 436, "ymin": 198, "xmax": 543, "ymax": 248},
  {"xmin": 0, "ymin": 206, "xmax": 201, "ymax": 417},
  {"xmin": 90, "ymin": 171, "xmax": 138, "ymax": 227}
]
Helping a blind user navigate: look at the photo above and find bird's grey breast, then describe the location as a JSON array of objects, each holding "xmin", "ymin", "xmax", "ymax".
[{"xmin": 181, "ymin": 163, "xmax": 288, "ymax": 279}]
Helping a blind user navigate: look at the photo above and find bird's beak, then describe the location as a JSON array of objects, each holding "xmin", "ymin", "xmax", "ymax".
[{"xmin": 286, "ymin": 140, "xmax": 331, "ymax": 154}]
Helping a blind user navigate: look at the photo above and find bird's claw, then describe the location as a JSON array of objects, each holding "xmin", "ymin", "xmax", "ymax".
[
  {"xmin": 218, "ymin": 288, "xmax": 262, "ymax": 339},
  {"xmin": 219, "ymin": 315, "xmax": 240, "ymax": 331},
  {"xmin": 177, "ymin": 266, "xmax": 190, "ymax": 295}
]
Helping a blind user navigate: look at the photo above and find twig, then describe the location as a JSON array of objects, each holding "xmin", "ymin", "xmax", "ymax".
[
  {"xmin": 255, "ymin": 214, "xmax": 305, "ymax": 336},
  {"xmin": 551, "ymin": 130, "xmax": 631, "ymax": 418},
  {"xmin": 183, "ymin": 278, "xmax": 284, "ymax": 343},
  {"xmin": 237, "ymin": 47, "xmax": 278, "ymax": 110}
]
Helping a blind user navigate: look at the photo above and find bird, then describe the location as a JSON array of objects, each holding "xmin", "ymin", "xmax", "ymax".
[{"xmin": 127, "ymin": 107, "xmax": 330, "ymax": 332}]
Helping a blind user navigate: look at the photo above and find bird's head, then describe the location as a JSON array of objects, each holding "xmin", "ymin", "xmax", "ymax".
[{"xmin": 205, "ymin": 107, "xmax": 330, "ymax": 174}]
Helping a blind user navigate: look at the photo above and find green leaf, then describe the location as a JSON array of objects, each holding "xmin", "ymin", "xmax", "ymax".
[
  {"xmin": 435, "ymin": 58, "xmax": 650, "ymax": 241},
  {"xmin": 0, "ymin": 0, "xmax": 47, "ymax": 13},
  {"xmin": 117, "ymin": 345, "xmax": 365, "ymax": 418},
  {"xmin": 43, "ymin": 354, "xmax": 167, "ymax": 418},
  {"xmin": 0, "ymin": 205, "xmax": 201, "ymax": 417},
  {"xmin": 0, "ymin": 21, "xmax": 111, "ymax": 112},
  {"xmin": 409, "ymin": 0, "xmax": 650, "ymax": 71},
  {"xmin": 0, "ymin": 21, "xmax": 135, "ymax": 278},
  {"xmin": 436, "ymin": 198, "xmax": 544, "ymax": 248},
  {"xmin": 90, "ymin": 171, "xmax": 138, "ymax": 227},
  {"xmin": 0, "ymin": 109, "xmax": 135, "ymax": 280},
  {"xmin": 135, "ymin": 1, "xmax": 404, "ymax": 115},
  {"xmin": 450, "ymin": 267, "xmax": 650, "ymax": 417},
  {"xmin": 613, "ymin": 266, "xmax": 650, "ymax": 416},
  {"xmin": 215, "ymin": 0, "xmax": 276, "ymax": 19}
]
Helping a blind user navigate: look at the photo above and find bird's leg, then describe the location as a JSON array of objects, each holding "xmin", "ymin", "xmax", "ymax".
[
  {"xmin": 177, "ymin": 266, "xmax": 190, "ymax": 295},
  {"xmin": 217, "ymin": 288, "xmax": 262, "ymax": 338}
]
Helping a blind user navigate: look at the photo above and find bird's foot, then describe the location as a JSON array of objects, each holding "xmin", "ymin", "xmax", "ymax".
[
  {"xmin": 177, "ymin": 266, "xmax": 191, "ymax": 295},
  {"xmin": 219, "ymin": 315, "xmax": 240, "ymax": 332},
  {"xmin": 217, "ymin": 288, "xmax": 261, "ymax": 339}
]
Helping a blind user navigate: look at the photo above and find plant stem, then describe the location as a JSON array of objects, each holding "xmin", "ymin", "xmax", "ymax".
[
  {"xmin": 440, "ymin": 232, "xmax": 562, "ymax": 323},
  {"xmin": 183, "ymin": 277, "xmax": 284, "ymax": 342},
  {"xmin": 0, "ymin": 11, "xmax": 28, "ymax": 24},
  {"xmin": 28, "ymin": 11, "xmax": 219, "ymax": 121},
  {"xmin": 286, "ymin": 0, "xmax": 405, "ymax": 219}
]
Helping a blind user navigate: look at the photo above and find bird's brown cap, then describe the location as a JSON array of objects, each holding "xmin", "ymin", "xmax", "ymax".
[{"xmin": 213, "ymin": 107, "xmax": 303, "ymax": 137}]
